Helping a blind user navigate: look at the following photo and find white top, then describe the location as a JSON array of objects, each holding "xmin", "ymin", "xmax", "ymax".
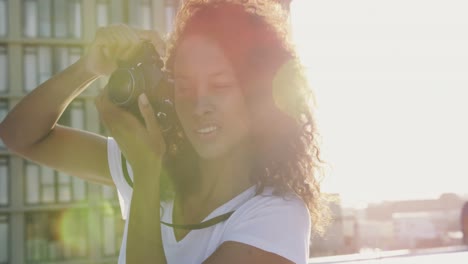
[{"xmin": 107, "ymin": 137, "xmax": 311, "ymax": 264}]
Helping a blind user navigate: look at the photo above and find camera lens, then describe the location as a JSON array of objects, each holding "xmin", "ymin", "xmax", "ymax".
[{"xmin": 107, "ymin": 69, "xmax": 136, "ymax": 105}]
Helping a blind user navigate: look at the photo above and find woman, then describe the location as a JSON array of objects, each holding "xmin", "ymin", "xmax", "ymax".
[{"xmin": 0, "ymin": 0, "xmax": 329, "ymax": 263}]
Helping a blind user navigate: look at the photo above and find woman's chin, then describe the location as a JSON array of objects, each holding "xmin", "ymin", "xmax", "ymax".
[{"xmin": 194, "ymin": 144, "xmax": 228, "ymax": 161}]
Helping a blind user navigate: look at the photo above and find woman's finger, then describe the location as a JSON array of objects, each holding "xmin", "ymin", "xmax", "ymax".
[
  {"xmin": 96, "ymin": 90, "xmax": 142, "ymax": 138},
  {"xmin": 112, "ymin": 25, "xmax": 140, "ymax": 60},
  {"xmin": 95, "ymin": 91, "xmax": 117, "ymax": 134},
  {"xmin": 138, "ymin": 94, "xmax": 159, "ymax": 134},
  {"xmin": 136, "ymin": 30, "xmax": 166, "ymax": 56},
  {"xmin": 138, "ymin": 93, "xmax": 166, "ymax": 154}
]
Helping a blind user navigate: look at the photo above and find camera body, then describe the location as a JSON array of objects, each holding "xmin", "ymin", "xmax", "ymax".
[{"xmin": 106, "ymin": 41, "xmax": 174, "ymax": 131}]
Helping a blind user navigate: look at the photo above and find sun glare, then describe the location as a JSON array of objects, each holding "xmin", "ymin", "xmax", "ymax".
[{"xmin": 291, "ymin": 0, "xmax": 468, "ymax": 207}]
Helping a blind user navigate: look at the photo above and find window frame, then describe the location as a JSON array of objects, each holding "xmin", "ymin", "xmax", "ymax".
[
  {"xmin": 0, "ymin": 0, "xmax": 8, "ymax": 37},
  {"xmin": 0, "ymin": 46, "xmax": 8, "ymax": 94},
  {"xmin": 0, "ymin": 156, "xmax": 10, "ymax": 207},
  {"xmin": 0, "ymin": 214, "xmax": 10, "ymax": 264},
  {"xmin": 0, "ymin": 100, "xmax": 8, "ymax": 150}
]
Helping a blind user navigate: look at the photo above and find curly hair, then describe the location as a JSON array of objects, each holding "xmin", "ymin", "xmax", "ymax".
[{"xmin": 160, "ymin": 0, "xmax": 331, "ymax": 235}]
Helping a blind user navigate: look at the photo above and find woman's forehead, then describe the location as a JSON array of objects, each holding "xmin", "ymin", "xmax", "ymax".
[{"xmin": 173, "ymin": 35, "xmax": 236, "ymax": 78}]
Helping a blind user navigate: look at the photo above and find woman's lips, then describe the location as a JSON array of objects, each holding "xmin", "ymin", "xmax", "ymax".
[{"xmin": 194, "ymin": 125, "xmax": 220, "ymax": 140}]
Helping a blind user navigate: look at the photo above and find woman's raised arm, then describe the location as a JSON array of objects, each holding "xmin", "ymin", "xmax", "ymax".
[{"xmin": 0, "ymin": 24, "xmax": 143, "ymax": 185}]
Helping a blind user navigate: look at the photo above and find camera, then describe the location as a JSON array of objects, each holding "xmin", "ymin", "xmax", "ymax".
[{"xmin": 106, "ymin": 41, "xmax": 174, "ymax": 131}]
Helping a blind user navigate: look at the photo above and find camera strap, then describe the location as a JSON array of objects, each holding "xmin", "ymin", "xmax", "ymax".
[
  {"xmin": 121, "ymin": 153, "xmax": 133, "ymax": 188},
  {"xmin": 120, "ymin": 154, "xmax": 236, "ymax": 230},
  {"xmin": 160, "ymin": 211, "xmax": 235, "ymax": 230}
]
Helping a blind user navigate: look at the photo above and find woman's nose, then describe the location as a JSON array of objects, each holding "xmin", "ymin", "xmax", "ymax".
[{"xmin": 193, "ymin": 87, "xmax": 214, "ymax": 117}]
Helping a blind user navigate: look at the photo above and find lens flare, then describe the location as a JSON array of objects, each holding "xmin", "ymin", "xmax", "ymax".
[{"xmin": 54, "ymin": 208, "xmax": 88, "ymax": 257}]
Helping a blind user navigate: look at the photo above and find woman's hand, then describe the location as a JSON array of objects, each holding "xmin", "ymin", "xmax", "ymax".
[
  {"xmin": 81, "ymin": 24, "xmax": 165, "ymax": 76},
  {"xmin": 95, "ymin": 90, "xmax": 166, "ymax": 183}
]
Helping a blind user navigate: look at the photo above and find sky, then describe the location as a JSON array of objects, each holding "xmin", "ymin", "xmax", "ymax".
[{"xmin": 290, "ymin": 0, "xmax": 468, "ymax": 207}]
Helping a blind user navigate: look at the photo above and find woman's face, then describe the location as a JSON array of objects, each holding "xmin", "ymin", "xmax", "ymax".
[{"xmin": 173, "ymin": 35, "xmax": 252, "ymax": 160}]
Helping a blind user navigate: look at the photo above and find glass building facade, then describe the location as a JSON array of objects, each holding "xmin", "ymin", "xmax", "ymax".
[{"xmin": 0, "ymin": 0, "xmax": 182, "ymax": 263}]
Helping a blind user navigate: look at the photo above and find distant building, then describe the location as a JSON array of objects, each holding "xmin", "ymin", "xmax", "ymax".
[
  {"xmin": 357, "ymin": 219, "xmax": 394, "ymax": 250},
  {"xmin": 362, "ymin": 193, "xmax": 464, "ymax": 250},
  {"xmin": 393, "ymin": 212, "xmax": 443, "ymax": 249},
  {"xmin": 366, "ymin": 193, "xmax": 464, "ymax": 221},
  {"xmin": 341, "ymin": 212, "xmax": 359, "ymax": 254}
]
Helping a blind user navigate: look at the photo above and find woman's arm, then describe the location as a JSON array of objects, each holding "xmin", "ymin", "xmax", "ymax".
[
  {"xmin": 124, "ymin": 99, "xmax": 166, "ymax": 262},
  {"xmin": 0, "ymin": 57, "xmax": 114, "ymax": 184},
  {"xmin": 127, "ymin": 165, "xmax": 166, "ymax": 263},
  {"xmin": 95, "ymin": 91, "xmax": 167, "ymax": 263},
  {"xmin": 0, "ymin": 24, "xmax": 145, "ymax": 185},
  {"xmin": 204, "ymin": 242, "xmax": 293, "ymax": 264}
]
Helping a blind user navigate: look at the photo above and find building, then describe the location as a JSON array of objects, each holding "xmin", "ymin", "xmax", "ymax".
[
  {"xmin": 362, "ymin": 193, "xmax": 465, "ymax": 250},
  {"xmin": 0, "ymin": 1, "xmax": 182, "ymax": 263},
  {"xmin": 393, "ymin": 211, "xmax": 442, "ymax": 249},
  {"xmin": 357, "ymin": 219, "xmax": 395, "ymax": 251},
  {"xmin": 366, "ymin": 193, "xmax": 464, "ymax": 221}
]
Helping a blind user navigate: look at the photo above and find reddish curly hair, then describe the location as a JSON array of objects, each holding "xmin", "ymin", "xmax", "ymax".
[{"xmin": 161, "ymin": 0, "xmax": 331, "ymax": 235}]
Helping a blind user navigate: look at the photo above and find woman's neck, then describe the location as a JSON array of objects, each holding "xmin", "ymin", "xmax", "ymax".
[
  {"xmin": 188, "ymin": 141, "xmax": 254, "ymax": 207},
  {"xmin": 172, "ymin": 141, "xmax": 254, "ymax": 229}
]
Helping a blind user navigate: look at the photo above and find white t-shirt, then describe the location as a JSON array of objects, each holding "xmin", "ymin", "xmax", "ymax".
[{"xmin": 107, "ymin": 137, "xmax": 311, "ymax": 264}]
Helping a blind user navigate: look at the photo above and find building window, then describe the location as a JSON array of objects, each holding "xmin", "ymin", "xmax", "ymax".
[
  {"xmin": 25, "ymin": 210, "xmax": 88, "ymax": 262},
  {"xmin": 23, "ymin": 46, "xmax": 40, "ymax": 92},
  {"xmin": 55, "ymin": 46, "xmax": 81, "ymax": 73},
  {"xmin": 96, "ymin": 0, "xmax": 110, "ymax": 28},
  {"xmin": 101, "ymin": 185, "xmax": 117, "ymax": 201},
  {"xmin": 165, "ymin": 0, "xmax": 178, "ymax": 33},
  {"xmin": 25, "ymin": 162, "xmax": 53, "ymax": 204},
  {"xmin": 96, "ymin": 0, "xmax": 124, "ymax": 27},
  {"xmin": 101, "ymin": 208, "xmax": 124, "ymax": 257},
  {"xmin": 0, "ymin": 101, "xmax": 7, "ymax": 149},
  {"xmin": 0, "ymin": 215, "xmax": 9, "ymax": 264},
  {"xmin": 0, "ymin": 46, "xmax": 7, "ymax": 93},
  {"xmin": 0, "ymin": 0, "xmax": 7, "ymax": 36},
  {"xmin": 57, "ymin": 172, "xmax": 72, "ymax": 203},
  {"xmin": 0, "ymin": 157, "xmax": 9, "ymax": 206},
  {"xmin": 24, "ymin": 162, "xmax": 87, "ymax": 204},
  {"xmin": 23, "ymin": 46, "xmax": 82, "ymax": 92},
  {"xmin": 23, "ymin": 0, "xmax": 82, "ymax": 38},
  {"xmin": 73, "ymin": 176, "xmax": 86, "ymax": 201},
  {"xmin": 129, "ymin": 0, "xmax": 153, "ymax": 29},
  {"xmin": 140, "ymin": 0, "xmax": 152, "ymax": 29}
]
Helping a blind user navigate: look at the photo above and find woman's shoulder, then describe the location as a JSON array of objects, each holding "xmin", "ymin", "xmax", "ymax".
[
  {"xmin": 221, "ymin": 186, "xmax": 312, "ymax": 264},
  {"xmin": 252, "ymin": 186, "xmax": 307, "ymax": 206},
  {"xmin": 236, "ymin": 186, "xmax": 310, "ymax": 221}
]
